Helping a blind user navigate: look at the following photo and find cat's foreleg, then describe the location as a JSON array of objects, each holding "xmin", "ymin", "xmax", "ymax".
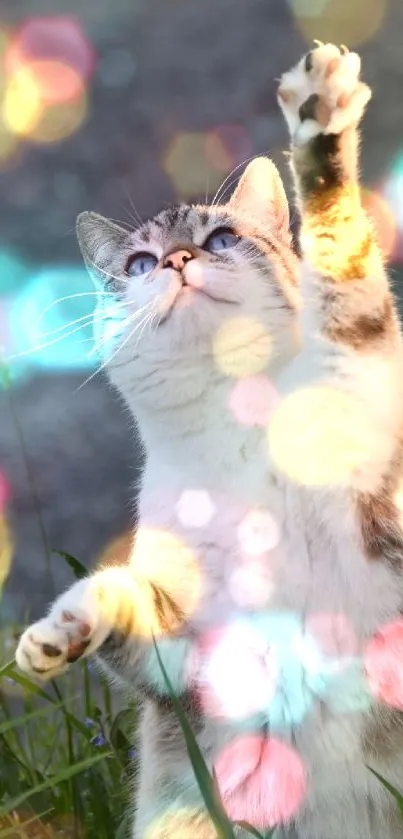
[
  {"xmin": 276, "ymin": 44, "xmax": 403, "ymax": 497},
  {"xmin": 15, "ymin": 564, "xmax": 191, "ymax": 688}
]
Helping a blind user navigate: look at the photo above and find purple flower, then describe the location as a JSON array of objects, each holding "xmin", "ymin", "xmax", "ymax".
[
  {"xmin": 90, "ymin": 733, "xmax": 107, "ymax": 747},
  {"xmin": 84, "ymin": 717, "xmax": 95, "ymax": 728},
  {"xmin": 127, "ymin": 747, "xmax": 137, "ymax": 760}
]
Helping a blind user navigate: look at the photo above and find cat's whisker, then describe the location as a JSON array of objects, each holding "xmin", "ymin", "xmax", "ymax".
[
  {"xmin": 214, "ymin": 174, "xmax": 245, "ymax": 206},
  {"xmin": 76, "ymin": 302, "xmax": 156, "ymax": 392},
  {"xmin": 122, "ymin": 188, "xmax": 143, "ymax": 229},
  {"xmin": 133, "ymin": 307, "xmax": 158, "ymax": 350},
  {"xmin": 107, "ymin": 217, "xmax": 134, "ymax": 232},
  {"xmin": 37, "ymin": 301, "xmax": 129, "ymax": 339},
  {"xmin": 6, "ymin": 321, "xmax": 103, "ymax": 362},
  {"xmin": 211, "ymin": 153, "xmax": 258, "ymax": 207},
  {"xmin": 6, "ymin": 299, "xmax": 144, "ymax": 363},
  {"xmin": 91, "ymin": 304, "xmax": 153, "ymax": 352},
  {"xmin": 37, "ymin": 311, "xmax": 105, "ymax": 339},
  {"xmin": 86, "ymin": 258, "xmax": 132, "ymax": 287},
  {"xmin": 37, "ymin": 315, "xmax": 95, "ymax": 339},
  {"xmin": 34, "ymin": 290, "xmax": 110, "ymax": 334}
]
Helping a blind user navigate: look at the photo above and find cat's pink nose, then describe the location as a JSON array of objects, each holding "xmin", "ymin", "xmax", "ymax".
[{"xmin": 163, "ymin": 249, "xmax": 194, "ymax": 271}]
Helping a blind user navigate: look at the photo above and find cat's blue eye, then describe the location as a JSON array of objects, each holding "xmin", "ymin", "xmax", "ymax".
[
  {"xmin": 126, "ymin": 252, "xmax": 158, "ymax": 277},
  {"xmin": 203, "ymin": 228, "xmax": 239, "ymax": 253}
]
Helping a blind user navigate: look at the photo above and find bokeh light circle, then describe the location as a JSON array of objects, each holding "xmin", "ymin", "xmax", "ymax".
[
  {"xmin": 9, "ymin": 266, "xmax": 94, "ymax": 373},
  {"xmin": 268, "ymin": 386, "xmax": 380, "ymax": 487},
  {"xmin": 176, "ymin": 489, "xmax": 216, "ymax": 528},
  {"xmin": 97, "ymin": 530, "xmax": 133, "ymax": 566},
  {"xmin": 3, "ymin": 65, "xmax": 43, "ymax": 137},
  {"xmin": 145, "ymin": 808, "xmax": 216, "ymax": 839},
  {"xmin": 163, "ymin": 131, "xmax": 228, "ymax": 199},
  {"xmin": 132, "ymin": 527, "xmax": 202, "ymax": 630},
  {"xmin": 238, "ymin": 509, "xmax": 281, "ymax": 556},
  {"xmin": 196, "ymin": 621, "xmax": 277, "ymax": 721},
  {"xmin": 229, "ymin": 560, "xmax": 274, "ymax": 609},
  {"xmin": 0, "ymin": 248, "xmax": 31, "ymax": 295},
  {"xmin": 205, "ymin": 124, "xmax": 253, "ymax": 175},
  {"xmin": 214, "ymin": 736, "xmax": 306, "ymax": 828},
  {"xmin": 5, "ymin": 16, "xmax": 95, "ymax": 82},
  {"xmin": 383, "ymin": 156, "xmax": 403, "ymax": 237},
  {"xmin": 288, "ymin": 0, "xmax": 386, "ymax": 47},
  {"xmin": 229, "ymin": 374, "xmax": 280, "ymax": 426},
  {"xmin": 26, "ymin": 59, "xmax": 85, "ymax": 105},
  {"xmin": 213, "ymin": 317, "xmax": 272, "ymax": 378},
  {"xmin": 0, "ymin": 120, "xmax": 19, "ymax": 166},
  {"xmin": 0, "ymin": 471, "xmax": 10, "ymax": 512},
  {"xmin": 365, "ymin": 620, "xmax": 403, "ymax": 709},
  {"xmin": 361, "ymin": 189, "xmax": 396, "ymax": 259},
  {"xmin": 0, "ymin": 513, "xmax": 13, "ymax": 590},
  {"xmin": 306, "ymin": 613, "xmax": 357, "ymax": 662},
  {"xmin": 26, "ymin": 86, "xmax": 87, "ymax": 144}
]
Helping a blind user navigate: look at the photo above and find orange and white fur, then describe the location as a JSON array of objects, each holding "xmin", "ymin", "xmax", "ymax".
[{"xmin": 16, "ymin": 45, "xmax": 403, "ymax": 838}]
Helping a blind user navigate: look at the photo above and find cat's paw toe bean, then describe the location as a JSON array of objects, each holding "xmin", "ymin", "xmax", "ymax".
[
  {"xmin": 15, "ymin": 609, "xmax": 93, "ymax": 680},
  {"xmin": 278, "ymin": 44, "xmax": 371, "ymax": 143}
]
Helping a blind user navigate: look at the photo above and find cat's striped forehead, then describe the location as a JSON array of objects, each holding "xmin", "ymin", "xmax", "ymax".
[{"xmin": 136, "ymin": 204, "xmax": 232, "ymax": 248}]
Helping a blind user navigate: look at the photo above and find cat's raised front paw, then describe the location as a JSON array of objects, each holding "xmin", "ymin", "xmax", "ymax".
[
  {"xmin": 277, "ymin": 43, "xmax": 372, "ymax": 145},
  {"xmin": 16, "ymin": 606, "xmax": 95, "ymax": 680}
]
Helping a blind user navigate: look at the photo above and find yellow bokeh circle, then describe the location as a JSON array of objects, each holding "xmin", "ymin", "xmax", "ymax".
[
  {"xmin": 213, "ymin": 317, "xmax": 272, "ymax": 378},
  {"xmin": 132, "ymin": 527, "xmax": 202, "ymax": 624},
  {"xmin": 145, "ymin": 809, "xmax": 216, "ymax": 839},
  {"xmin": 290, "ymin": 0, "xmax": 386, "ymax": 47},
  {"xmin": 2, "ymin": 64, "xmax": 87, "ymax": 144},
  {"xmin": 27, "ymin": 87, "xmax": 87, "ymax": 144},
  {"xmin": 268, "ymin": 386, "xmax": 379, "ymax": 487},
  {"xmin": 0, "ymin": 513, "xmax": 13, "ymax": 589},
  {"xmin": 3, "ymin": 65, "xmax": 43, "ymax": 137},
  {"xmin": 97, "ymin": 530, "xmax": 133, "ymax": 566}
]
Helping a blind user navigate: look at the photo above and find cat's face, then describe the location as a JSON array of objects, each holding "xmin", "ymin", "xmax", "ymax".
[{"xmin": 77, "ymin": 158, "xmax": 299, "ymax": 411}]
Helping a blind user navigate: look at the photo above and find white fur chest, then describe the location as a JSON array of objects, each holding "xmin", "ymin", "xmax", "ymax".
[{"xmin": 136, "ymin": 425, "xmax": 401, "ymax": 643}]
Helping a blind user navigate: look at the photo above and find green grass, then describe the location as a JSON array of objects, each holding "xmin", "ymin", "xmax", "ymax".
[
  {"xmin": 0, "ymin": 632, "xmax": 274, "ymax": 839},
  {"xmin": 3, "ymin": 637, "xmax": 403, "ymax": 839},
  {"xmin": 0, "ymin": 654, "xmax": 136, "ymax": 839}
]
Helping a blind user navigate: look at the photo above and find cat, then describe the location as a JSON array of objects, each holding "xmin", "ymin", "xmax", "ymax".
[{"xmin": 16, "ymin": 44, "xmax": 403, "ymax": 838}]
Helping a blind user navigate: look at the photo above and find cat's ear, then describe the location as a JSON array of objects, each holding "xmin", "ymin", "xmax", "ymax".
[
  {"xmin": 229, "ymin": 157, "xmax": 290, "ymax": 241},
  {"xmin": 76, "ymin": 212, "xmax": 128, "ymax": 285}
]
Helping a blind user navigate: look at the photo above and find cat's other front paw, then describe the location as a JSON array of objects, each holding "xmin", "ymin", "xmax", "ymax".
[
  {"xmin": 16, "ymin": 607, "xmax": 95, "ymax": 680},
  {"xmin": 15, "ymin": 577, "xmax": 109, "ymax": 680},
  {"xmin": 277, "ymin": 43, "xmax": 372, "ymax": 145}
]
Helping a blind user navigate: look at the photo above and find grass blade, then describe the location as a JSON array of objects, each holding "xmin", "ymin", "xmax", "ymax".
[
  {"xmin": 0, "ymin": 701, "xmax": 66, "ymax": 734},
  {"xmin": 2, "ymin": 668, "xmax": 54, "ymax": 703},
  {"xmin": 367, "ymin": 766, "xmax": 403, "ymax": 816},
  {"xmin": 54, "ymin": 551, "xmax": 88, "ymax": 580},
  {"xmin": 153, "ymin": 637, "xmax": 235, "ymax": 839},
  {"xmin": 0, "ymin": 752, "xmax": 110, "ymax": 816},
  {"xmin": 234, "ymin": 822, "xmax": 266, "ymax": 838},
  {"xmin": 1, "ymin": 668, "xmax": 89, "ymax": 737},
  {"xmin": 0, "ymin": 662, "xmax": 14, "ymax": 679}
]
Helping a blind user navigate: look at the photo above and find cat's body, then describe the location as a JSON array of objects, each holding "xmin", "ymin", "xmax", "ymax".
[{"xmin": 16, "ymin": 45, "xmax": 403, "ymax": 838}]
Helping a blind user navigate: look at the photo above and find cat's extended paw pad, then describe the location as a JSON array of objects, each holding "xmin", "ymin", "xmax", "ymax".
[
  {"xmin": 277, "ymin": 43, "xmax": 371, "ymax": 144},
  {"xmin": 15, "ymin": 609, "xmax": 93, "ymax": 680}
]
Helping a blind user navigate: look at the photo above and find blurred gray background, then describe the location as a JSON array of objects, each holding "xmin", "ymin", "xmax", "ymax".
[{"xmin": 1, "ymin": 0, "xmax": 403, "ymax": 627}]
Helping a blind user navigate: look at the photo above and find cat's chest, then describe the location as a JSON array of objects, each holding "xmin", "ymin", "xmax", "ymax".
[{"xmin": 137, "ymin": 469, "xmax": 402, "ymax": 641}]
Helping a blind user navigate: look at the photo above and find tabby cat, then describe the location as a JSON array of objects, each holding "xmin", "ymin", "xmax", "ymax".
[{"xmin": 16, "ymin": 44, "xmax": 403, "ymax": 838}]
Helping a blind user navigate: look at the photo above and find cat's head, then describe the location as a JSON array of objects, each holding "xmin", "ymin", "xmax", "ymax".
[{"xmin": 77, "ymin": 157, "xmax": 300, "ymax": 413}]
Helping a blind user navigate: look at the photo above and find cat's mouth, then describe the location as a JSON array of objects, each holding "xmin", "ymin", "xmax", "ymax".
[{"xmin": 157, "ymin": 283, "xmax": 239, "ymax": 325}]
